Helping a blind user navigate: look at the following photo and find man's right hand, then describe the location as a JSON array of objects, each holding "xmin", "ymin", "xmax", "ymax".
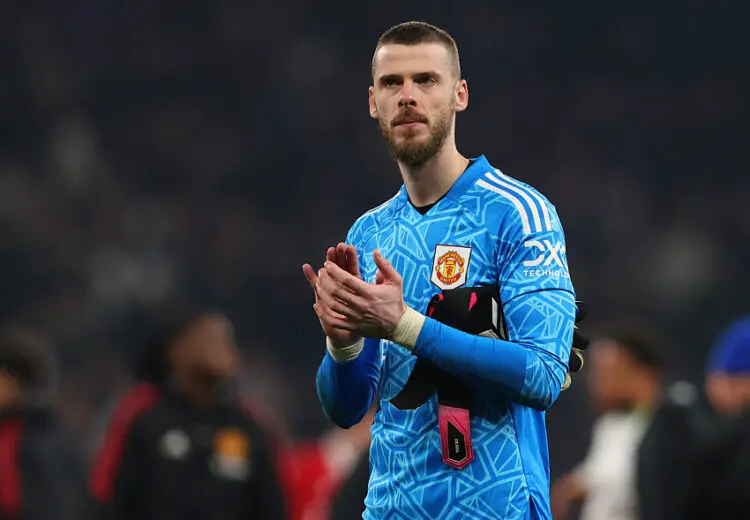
[{"xmin": 302, "ymin": 242, "xmax": 363, "ymax": 348}]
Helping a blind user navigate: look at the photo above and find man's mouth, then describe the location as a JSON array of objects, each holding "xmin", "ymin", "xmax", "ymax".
[{"xmin": 393, "ymin": 118, "xmax": 427, "ymax": 127}]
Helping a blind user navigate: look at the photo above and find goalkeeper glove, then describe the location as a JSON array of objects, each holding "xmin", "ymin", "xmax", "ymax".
[
  {"xmin": 391, "ymin": 286, "xmax": 588, "ymax": 407},
  {"xmin": 564, "ymin": 300, "xmax": 588, "ymax": 390}
]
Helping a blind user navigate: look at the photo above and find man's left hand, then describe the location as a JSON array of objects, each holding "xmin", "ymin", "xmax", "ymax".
[{"xmin": 316, "ymin": 249, "xmax": 407, "ymax": 339}]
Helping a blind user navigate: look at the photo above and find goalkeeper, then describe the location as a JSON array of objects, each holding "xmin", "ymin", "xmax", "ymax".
[{"xmin": 302, "ymin": 21, "xmax": 583, "ymax": 520}]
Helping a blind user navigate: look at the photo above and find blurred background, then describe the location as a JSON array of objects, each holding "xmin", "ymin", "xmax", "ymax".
[{"xmin": 0, "ymin": 0, "xmax": 746, "ymax": 489}]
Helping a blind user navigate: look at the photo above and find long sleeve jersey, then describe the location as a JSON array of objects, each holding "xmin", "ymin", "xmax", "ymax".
[{"xmin": 316, "ymin": 155, "xmax": 576, "ymax": 520}]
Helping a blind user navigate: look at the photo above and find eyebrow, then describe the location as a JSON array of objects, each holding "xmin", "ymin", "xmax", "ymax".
[{"xmin": 377, "ymin": 70, "xmax": 443, "ymax": 85}]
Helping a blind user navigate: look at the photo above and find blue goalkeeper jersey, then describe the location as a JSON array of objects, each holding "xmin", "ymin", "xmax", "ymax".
[{"xmin": 316, "ymin": 155, "xmax": 576, "ymax": 520}]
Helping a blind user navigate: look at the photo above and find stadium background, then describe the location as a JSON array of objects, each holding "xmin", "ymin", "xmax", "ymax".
[{"xmin": 0, "ymin": 0, "xmax": 745, "ymax": 481}]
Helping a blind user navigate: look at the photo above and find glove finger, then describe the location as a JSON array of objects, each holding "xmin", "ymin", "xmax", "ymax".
[
  {"xmin": 562, "ymin": 372, "xmax": 572, "ymax": 391},
  {"xmin": 574, "ymin": 301, "xmax": 586, "ymax": 323},
  {"xmin": 568, "ymin": 348, "xmax": 585, "ymax": 373},
  {"xmin": 573, "ymin": 330, "xmax": 589, "ymax": 350}
]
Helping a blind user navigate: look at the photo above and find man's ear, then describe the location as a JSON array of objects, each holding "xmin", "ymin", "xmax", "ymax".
[
  {"xmin": 368, "ymin": 86, "xmax": 379, "ymax": 119},
  {"xmin": 455, "ymin": 79, "xmax": 469, "ymax": 113}
]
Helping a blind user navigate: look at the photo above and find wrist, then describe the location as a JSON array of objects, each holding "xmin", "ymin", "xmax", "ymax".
[
  {"xmin": 326, "ymin": 336, "xmax": 365, "ymax": 362},
  {"xmin": 327, "ymin": 335, "xmax": 361, "ymax": 350},
  {"xmin": 390, "ymin": 307, "xmax": 425, "ymax": 350}
]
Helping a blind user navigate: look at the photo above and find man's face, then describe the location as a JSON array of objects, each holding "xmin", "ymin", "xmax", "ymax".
[
  {"xmin": 171, "ymin": 314, "xmax": 239, "ymax": 383},
  {"xmin": 369, "ymin": 42, "xmax": 468, "ymax": 166},
  {"xmin": 706, "ymin": 373, "xmax": 750, "ymax": 415},
  {"xmin": 0, "ymin": 372, "xmax": 23, "ymax": 409},
  {"xmin": 587, "ymin": 338, "xmax": 638, "ymax": 411}
]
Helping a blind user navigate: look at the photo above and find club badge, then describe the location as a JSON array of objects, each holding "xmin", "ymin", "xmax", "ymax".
[{"xmin": 431, "ymin": 244, "xmax": 472, "ymax": 290}]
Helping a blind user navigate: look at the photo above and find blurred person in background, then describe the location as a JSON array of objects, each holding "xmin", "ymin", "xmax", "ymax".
[
  {"xmin": 687, "ymin": 316, "xmax": 750, "ymax": 519},
  {"xmin": 635, "ymin": 351, "xmax": 714, "ymax": 520},
  {"xmin": 327, "ymin": 408, "xmax": 375, "ymax": 520},
  {"xmin": 703, "ymin": 316, "xmax": 750, "ymax": 418},
  {"xmin": 282, "ymin": 407, "xmax": 373, "ymax": 520},
  {"xmin": 550, "ymin": 327, "xmax": 665, "ymax": 520},
  {"xmin": 88, "ymin": 308, "xmax": 287, "ymax": 520},
  {"xmin": 328, "ymin": 447, "xmax": 370, "ymax": 520},
  {"xmin": 0, "ymin": 327, "xmax": 87, "ymax": 520}
]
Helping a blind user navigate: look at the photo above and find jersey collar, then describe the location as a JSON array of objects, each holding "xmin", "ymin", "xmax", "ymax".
[{"xmin": 394, "ymin": 154, "xmax": 491, "ymax": 210}]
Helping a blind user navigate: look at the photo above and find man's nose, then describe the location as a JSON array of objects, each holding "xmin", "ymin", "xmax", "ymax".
[{"xmin": 398, "ymin": 81, "xmax": 417, "ymax": 107}]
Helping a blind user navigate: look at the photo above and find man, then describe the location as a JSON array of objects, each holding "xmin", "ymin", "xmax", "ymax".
[
  {"xmin": 687, "ymin": 316, "xmax": 750, "ymax": 519},
  {"xmin": 704, "ymin": 315, "xmax": 750, "ymax": 416},
  {"xmin": 550, "ymin": 328, "xmax": 665, "ymax": 520},
  {"xmin": 302, "ymin": 21, "xmax": 578, "ymax": 519},
  {"xmin": 89, "ymin": 308, "xmax": 287, "ymax": 520},
  {"xmin": 635, "ymin": 345, "xmax": 715, "ymax": 520},
  {"xmin": 0, "ymin": 327, "xmax": 87, "ymax": 520}
]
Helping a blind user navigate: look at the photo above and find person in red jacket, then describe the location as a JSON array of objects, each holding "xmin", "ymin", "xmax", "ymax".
[
  {"xmin": 280, "ymin": 408, "xmax": 373, "ymax": 520},
  {"xmin": 0, "ymin": 327, "xmax": 87, "ymax": 520}
]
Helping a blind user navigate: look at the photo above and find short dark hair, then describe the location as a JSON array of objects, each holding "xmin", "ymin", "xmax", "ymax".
[
  {"xmin": 602, "ymin": 323, "xmax": 670, "ymax": 373},
  {"xmin": 132, "ymin": 304, "xmax": 229, "ymax": 386},
  {"xmin": 134, "ymin": 307, "xmax": 206, "ymax": 386},
  {"xmin": 0, "ymin": 327, "xmax": 54, "ymax": 391},
  {"xmin": 372, "ymin": 21, "xmax": 461, "ymax": 79}
]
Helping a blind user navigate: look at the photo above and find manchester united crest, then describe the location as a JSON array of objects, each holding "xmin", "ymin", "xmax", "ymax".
[
  {"xmin": 209, "ymin": 428, "xmax": 253, "ymax": 481},
  {"xmin": 431, "ymin": 244, "xmax": 472, "ymax": 290}
]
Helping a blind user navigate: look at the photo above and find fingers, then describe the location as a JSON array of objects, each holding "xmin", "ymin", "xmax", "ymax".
[
  {"xmin": 302, "ymin": 263, "xmax": 319, "ymax": 289},
  {"xmin": 313, "ymin": 303, "xmax": 358, "ymax": 332},
  {"xmin": 312, "ymin": 300, "xmax": 348, "ymax": 321},
  {"xmin": 324, "ymin": 261, "xmax": 369, "ymax": 293},
  {"xmin": 302, "ymin": 263, "xmax": 321, "ymax": 304},
  {"xmin": 322, "ymin": 243, "xmax": 362, "ymax": 275},
  {"xmin": 345, "ymin": 244, "xmax": 360, "ymax": 276},
  {"xmin": 335, "ymin": 242, "xmax": 347, "ymax": 267},
  {"xmin": 318, "ymin": 268, "xmax": 369, "ymax": 312},
  {"xmin": 333, "ymin": 242, "xmax": 361, "ymax": 278},
  {"xmin": 316, "ymin": 273, "xmax": 365, "ymax": 321},
  {"xmin": 324, "ymin": 243, "xmax": 357, "ymax": 273},
  {"xmin": 306, "ymin": 242, "xmax": 363, "ymax": 305},
  {"xmin": 372, "ymin": 250, "xmax": 400, "ymax": 282},
  {"xmin": 326, "ymin": 247, "xmax": 337, "ymax": 265}
]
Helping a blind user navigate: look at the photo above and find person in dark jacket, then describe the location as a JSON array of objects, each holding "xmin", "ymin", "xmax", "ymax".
[
  {"xmin": 89, "ymin": 308, "xmax": 287, "ymax": 520},
  {"xmin": 636, "ymin": 315, "xmax": 750, "ymax": 520},
  {"xmin": 0, "ymin": 327, "xmax": 87, "ymax": 520},
  {"xmin": 550, "ymin": 326, "xmax": 666, "ymax": 520},
  {"xmin": 686, "ymin": 316, "xmax": 750, "ymax": 520},
  {"xmin": 635, "ymin": 379, "xmax": 715, "ymax": 520}
]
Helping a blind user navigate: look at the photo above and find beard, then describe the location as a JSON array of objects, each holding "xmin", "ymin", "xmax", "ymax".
[{"xmin": 379, "ymin": 105, "xmax": 454, "ymax": 167}]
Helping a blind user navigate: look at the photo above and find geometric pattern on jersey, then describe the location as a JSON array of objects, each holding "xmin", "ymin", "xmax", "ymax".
[{"xmin": 346, "ymin": 156, "xmax": 575, "ymax": 520}]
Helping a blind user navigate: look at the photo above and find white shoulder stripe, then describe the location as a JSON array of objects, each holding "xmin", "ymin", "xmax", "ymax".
[
  {"xmin": 494, "ymin": 169, "xmax": 553, "ymax": 231},
  {"xmin": 484, "ymin": 172, "xmax": 542, "ymax": 233},
  {"xmin": 476, "ymin": 179, "xmax": 532, "ymax": 235}
]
